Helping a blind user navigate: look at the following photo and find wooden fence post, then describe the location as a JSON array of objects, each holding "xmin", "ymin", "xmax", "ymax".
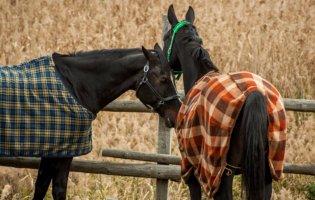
[
  {"xmin": 156, "ymin": 117, "xmax": 172, "ymax": 200},
  {"xmin": 156, "ymin": 15, "xmax": 171, "ymax": 200}
]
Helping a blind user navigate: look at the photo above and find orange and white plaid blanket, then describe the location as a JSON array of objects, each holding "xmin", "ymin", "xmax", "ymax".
[{"xmin": 175, "ymin": 71, "xmax": 287, "ymax": 197}]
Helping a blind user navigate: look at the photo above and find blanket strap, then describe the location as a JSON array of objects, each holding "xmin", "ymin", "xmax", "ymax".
[{"xmin": 225, "ymin": 163, "xmax": 243, "ymax": 176}]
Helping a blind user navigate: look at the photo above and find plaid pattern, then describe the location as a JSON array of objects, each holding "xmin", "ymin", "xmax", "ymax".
[
  {"xmin": 176, "ymin": 71, "xmax": 287, "ymax": 198},
  {"xmin": 0, "ymin": 56, "xmax": 95, "ymax": 157}
]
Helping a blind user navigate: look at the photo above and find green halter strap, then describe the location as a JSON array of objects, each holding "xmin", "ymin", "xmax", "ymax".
[{"xmin": 167, "ymin": 20, "xmax": 190, "ymax": 80}]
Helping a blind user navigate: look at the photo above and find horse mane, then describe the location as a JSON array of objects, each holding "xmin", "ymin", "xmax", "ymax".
[
  {"xmin": 172, "ymin": 31, "xmax": 219, "ymax": 73},
  {"xmin": 69, "ymin": 48, "xmax": 143, "ymax": 58},
  {"xmin": 188, "ymin": 43, "xmax": 219, "ymax": 72},
  {"xmin": 67, "ymin": 48, "xmax": 161, "ymax": 63}
]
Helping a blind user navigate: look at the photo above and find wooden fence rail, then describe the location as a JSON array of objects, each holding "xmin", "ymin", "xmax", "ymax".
[
  {"xmin": 104, "ymin": 98, "xmax": 315, "ymax": 113},
  {"xmin": 101, "ymin": 149, "xmax": 315, "ymax": 176},
  {"xmin": 0, "ymin": 157, "xmax": 180, "ymax": 181},
  {"xmin": 0, "ymin": 157, "xmax": 314, "ymax": 178},
  {"xmin": 102, "ymin": 149, "xmax": 181, "ymax": 165}
]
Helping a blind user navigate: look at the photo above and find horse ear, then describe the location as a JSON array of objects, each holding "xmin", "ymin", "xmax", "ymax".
[
  {"xmin": 142, "ymin": 46, "xmax": 152, "ymax": 62},
  {"xmin": 185, "ymin": 6, "xmax": 195, "ymax": 24},
  {"xmin": 154, "ymin": 43, "xmax": 169, "ymax": 69},
  {"xmin": 167, "ymin": 4, "xmax": 178, "ymax": 26},
  {"xmin": 142, "ymin": 46, "xmax": 159, "ymax": 64},
  {"xmin": 154, "ymin": 43, "xmax": 163, "ymax": 54}
]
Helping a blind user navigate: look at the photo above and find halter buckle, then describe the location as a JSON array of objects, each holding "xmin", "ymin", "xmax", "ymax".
[
  {"xmin": 157, "ymin": 100, "xmax": 165, "ymax": 107},
  {"xmin": 143, "ymin": 63, "xmax": 149, "ymax": 72},
  {"xmin": 140, "ymin": 76, "xmax": 148, "ymax": 84}
]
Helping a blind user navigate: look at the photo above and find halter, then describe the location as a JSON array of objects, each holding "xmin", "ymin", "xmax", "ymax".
[
  {"xmin": 166, "ymin": 20, "xmax": 190, "ymax": 80},
  {"xmin": 166, "ymin": 20, "xmax": 190, "ymax": 62},
  {"xmin": 135, "ymin": 62, "xmax": 180, "ymax": 110},
  {"xmin": 166, "ymin": 20, "xmax": 206, "ymax": 80}
]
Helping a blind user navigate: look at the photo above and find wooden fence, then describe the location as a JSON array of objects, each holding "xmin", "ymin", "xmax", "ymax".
[
  {"xmin": 0, "ymin": 16, "xmax": 315, "ymax": 200},
  {"xmin": 0, "ymin": 96, "xmax": 314, "ymax": 199}
]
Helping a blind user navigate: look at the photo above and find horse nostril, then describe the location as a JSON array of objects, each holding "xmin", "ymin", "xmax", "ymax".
[
  {"xmin": 159, "ymin": 110, "xmax": 165, "ymax": 118},
  {"xmin": 165, "ymin": 117, "xmax": 175, "ymax": 128}
]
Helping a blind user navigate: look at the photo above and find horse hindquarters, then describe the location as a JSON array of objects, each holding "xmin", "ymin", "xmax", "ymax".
[{"xmin": 241, "ymin": 91, "xmax": 272, "ymax": 200}]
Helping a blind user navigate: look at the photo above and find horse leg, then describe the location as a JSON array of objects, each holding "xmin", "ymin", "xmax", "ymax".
[
  {"xmin": 212, "ymin": 105, "xmax": 243, "ymax": 200},
  {"xmin": 186, "ymin": 175, "xmax": 202, "ymax": 200},
  {"xmin": 213, "ymin": 172, "xmax": 234, "ymax": 200},
  {"xmin": 51, "ymin": 157, "xmax": 73, "ymax": 200},
  {"xmin": 265, "ymin": 176, "xmax": 272, "ymax": 200},
  {"xmin": 33, "ymin": 157, "xmax": 54, "ymax": 200},
  {"xmin": 264, "ymin": 159, "xmax": 273, "ymax": 200}
]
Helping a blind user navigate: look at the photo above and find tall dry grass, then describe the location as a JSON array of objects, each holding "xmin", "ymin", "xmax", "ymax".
[{"xmin": 0, "ymin": 0, "xmax": 314, "ymax": 199}]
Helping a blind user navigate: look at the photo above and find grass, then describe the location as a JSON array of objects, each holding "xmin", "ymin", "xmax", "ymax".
[
  {"xmin": 0, "ymin": 0, "xmax": 314, "ymax": 199},
  {"xmin": 307, "ymin": 183, "xmax": 315, "ymax": 200}
]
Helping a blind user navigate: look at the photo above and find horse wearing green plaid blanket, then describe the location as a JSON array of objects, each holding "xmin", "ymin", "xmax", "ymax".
[
  {"xmin": 0, "ymin": 44, "xmax": 180, "ymax": 200},
  {"xmin": 163, "ymin": 5, "xmax": 286, "ymax": 200}
]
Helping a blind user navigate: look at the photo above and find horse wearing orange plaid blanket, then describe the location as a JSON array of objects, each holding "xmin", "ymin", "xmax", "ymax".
[{"xmin": 163, "ymin": 5, "xmax": 287, "ymax": 200}]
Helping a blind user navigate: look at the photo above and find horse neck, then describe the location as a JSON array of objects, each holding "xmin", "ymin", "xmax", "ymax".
[{"xmin": 53, "ymin": 50, "xmax": 146, "ymax": 114}]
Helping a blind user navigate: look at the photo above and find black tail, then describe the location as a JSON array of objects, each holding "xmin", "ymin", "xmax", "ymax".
[{"xmin": 241, "ymin": 91, "xmax": 269, "ymax": 200}]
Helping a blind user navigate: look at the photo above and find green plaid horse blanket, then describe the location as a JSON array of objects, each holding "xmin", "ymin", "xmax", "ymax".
[{"xmin": 0, "ymin": 56, "xmax": 95, "ymax": 157}]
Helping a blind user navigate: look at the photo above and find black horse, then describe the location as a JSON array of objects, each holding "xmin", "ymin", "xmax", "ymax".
[
  {"xmin": 1, "ymin": 44, "xmax": 181, "ymax": 199},
  {"xmin": 163, "ymin": 5, "xmax": 273, "ymax": 200}
]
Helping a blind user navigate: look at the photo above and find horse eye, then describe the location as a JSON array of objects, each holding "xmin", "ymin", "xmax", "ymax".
[{"xmin": 185, "ymin": 36, "xmax": 194, "ymax": 42}]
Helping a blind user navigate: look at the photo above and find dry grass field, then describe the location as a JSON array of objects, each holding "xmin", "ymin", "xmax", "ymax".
[{"xmin": 0, "ymin": 0, "xmax": 314, "ymax": 199}]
